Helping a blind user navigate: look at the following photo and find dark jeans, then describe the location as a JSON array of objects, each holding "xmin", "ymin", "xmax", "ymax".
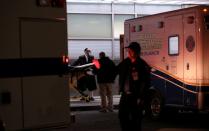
[{"xmin": 118, "ymin": 94, "xmax": 143, "ymax": 131}]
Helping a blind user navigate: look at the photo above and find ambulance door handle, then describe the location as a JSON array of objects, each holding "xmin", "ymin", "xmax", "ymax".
[{"xmin": 186, "ymin": 63, "xmax": 189, "ymax": 70}]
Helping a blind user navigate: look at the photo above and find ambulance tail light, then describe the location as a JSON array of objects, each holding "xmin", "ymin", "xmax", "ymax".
[{"xmin": 62, "ymin": 55, "xmax": 69, "ymax": 64}]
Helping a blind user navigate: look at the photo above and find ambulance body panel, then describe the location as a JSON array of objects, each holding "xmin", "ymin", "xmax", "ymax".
[
  {"xmin": 124, "ymin": 6, "xmax": 209, "ymax": 114},
  {"xmin": 0, "ymin": 1, "xmax": 70, "ymax": 130}
]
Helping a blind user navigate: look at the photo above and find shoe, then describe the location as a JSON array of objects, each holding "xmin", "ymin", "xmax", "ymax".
[
  {"xmin": 85, "ymin": 98, "xmax": 90, "ymax": 102},
  {"xmin": 80, "ymin": 96, "xmax": 85, "ymax": 101},
  {"xmin": 99, "ymin": 108, "xmax": 107, "ymax": 113},
  {"xmin": 89, "ymin": 97, "xmax": 94, "ymax": 101},
  {"xmin": 80, "ymin": 96, "xmax": 90, "ymax": 102}
]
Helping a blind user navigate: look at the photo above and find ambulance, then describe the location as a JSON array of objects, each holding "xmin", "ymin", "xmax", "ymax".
[
  {"xmin": 0, "ymin": 0, "xmax": 70, "ymax": 130},
  {"xmin": 123, "ymin": 5, "xmax": 209, "ymax": 117}
]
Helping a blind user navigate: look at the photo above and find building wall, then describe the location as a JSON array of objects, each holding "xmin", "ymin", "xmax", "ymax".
[{"xmin": 66, "ymin": 2, "xmax": 188, "ymax": 62}]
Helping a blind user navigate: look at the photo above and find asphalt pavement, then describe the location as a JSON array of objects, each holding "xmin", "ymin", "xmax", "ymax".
[
  {"xmin": 39, "ymin": 81, "xmax": 209, "ymax": 131},
  {"xmin": 42, "ymin": 94, "xmax": 209, "ymax": 131}
]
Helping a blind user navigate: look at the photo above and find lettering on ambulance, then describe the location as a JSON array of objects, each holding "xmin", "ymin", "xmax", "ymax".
[
  {"xmin": 141, "ymin": 50, "xmax": 159, "ymax": 56},
  {"xmin": 136, "ymin": 34, "xmax": 163, "ymax": 56}
]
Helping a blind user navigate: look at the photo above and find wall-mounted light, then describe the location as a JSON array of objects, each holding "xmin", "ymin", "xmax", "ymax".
[
  {"xmin": 203, "ymin": 8, "xmax": 208, "ymax": 13},
  {"xmin": 157, "ymin": 21, "xmax": 164, "ymax": 28},
  {"xmin": 131, "ymin": 26, "xmax": 136, "ymax": 32},
  {"xmin": 136, "ymin": 25, "xmax": 142, "ymax": 32},
  {"xmin": 187, "ymin": 16, "xmax": 194, "ymax": 24}
]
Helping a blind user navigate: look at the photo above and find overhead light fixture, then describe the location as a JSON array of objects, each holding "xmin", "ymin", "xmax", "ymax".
[{"xmin": 187, "ymin": 16, "xmax": 194, "ymax": 24}]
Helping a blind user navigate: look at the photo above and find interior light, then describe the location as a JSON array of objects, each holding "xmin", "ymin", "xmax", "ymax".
[
  {"xmin": 203, "ymin": 8, "xmax": 208, "ymax": 12},
  {"xmin": 62, "ymin": 55, "xmax": 69, "ymax": 64}
]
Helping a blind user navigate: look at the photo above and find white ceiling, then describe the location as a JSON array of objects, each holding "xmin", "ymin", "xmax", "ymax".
[{"xmin": 67, "ymin": 0, "xmax": 209, "ymax": 5}]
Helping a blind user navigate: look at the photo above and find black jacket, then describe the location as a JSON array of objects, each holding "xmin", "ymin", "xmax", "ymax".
[
  {"xmin": 95, "ymin": 57, "xmax": 116, "ymax": 83},
  {"xmin": 72, "ymin": 55, "xmax": 94, "ymax": 66},
  {"xmin": 117, "ymin": 57, "xmax": 150, "ymax": 99}
]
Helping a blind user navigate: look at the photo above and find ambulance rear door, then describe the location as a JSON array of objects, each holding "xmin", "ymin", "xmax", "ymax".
[
  {"xmin": 183, "ymin": 12, "xmax": 197, "ymax": 106},
  {"xmin": 165, "ymin": 14, "xmax": 184, "ymax": 105}
]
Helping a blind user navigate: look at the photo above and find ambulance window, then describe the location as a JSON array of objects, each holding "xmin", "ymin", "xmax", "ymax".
[{"xmin": 168, "ymin": 36, "xmax": 179, "ymax": 55}]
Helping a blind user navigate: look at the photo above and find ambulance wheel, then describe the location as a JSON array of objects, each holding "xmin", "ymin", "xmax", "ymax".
[{"xmin": 147, "ymin": 93, "xmax": 163, "ymax": 119}]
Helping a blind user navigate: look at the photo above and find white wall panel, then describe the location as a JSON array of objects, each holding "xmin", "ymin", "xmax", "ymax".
[
  {"xmin": 135, "ymin": 4, "xmax": 182, "ymax": 14},
  {"xmin": 113, "ymin": 4, "xmax": 135, "ymax": 14},
  {"xmin": 68, "ymin": 14, "xmax": 112, "ymax": 38},
  {"xmin": 114, "ymin": 15, "xmax": 134, "ymax": 38},
  {"xmin": 67, "ymin": 3, "xmax": 112, "ymax": 14},
  {"xmin": 113, "ymin": 40, "xmax": 120, "ymax": 59},
  {"xmin": 68, "ymin": 40, "xmax": 113, "ymax": 60}
]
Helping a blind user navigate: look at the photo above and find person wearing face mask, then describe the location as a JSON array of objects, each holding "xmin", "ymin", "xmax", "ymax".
[{"xmin": 117, "ymin": 42, "xmax": 151, "ymax": 131}]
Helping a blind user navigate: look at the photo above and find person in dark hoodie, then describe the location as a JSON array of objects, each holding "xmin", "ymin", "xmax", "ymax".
[
  {"xmin": 117, "ymin": 42, "xmax": 151, "ymax": 131},
  {"xmin": 94, "ymin": 51, "xmax": 117, "ymax": 112}
]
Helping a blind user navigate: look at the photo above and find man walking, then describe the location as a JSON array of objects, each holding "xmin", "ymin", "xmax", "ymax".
[{"xmin": 94, "ymin": 52, "xmax": 116, "ymax": 112}]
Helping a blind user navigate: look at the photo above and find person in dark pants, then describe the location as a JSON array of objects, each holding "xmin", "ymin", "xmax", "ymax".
[
  {"xmin": 117, "ymin": 42, "xmax": 150, "ymax": 131},
  {"xmin": 94, "ymin": 52, "xmax": 117, "ymax": 112},
  {"xmin": 72, "ymin": 48, "xmax": 96, "ymax": 101}
]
